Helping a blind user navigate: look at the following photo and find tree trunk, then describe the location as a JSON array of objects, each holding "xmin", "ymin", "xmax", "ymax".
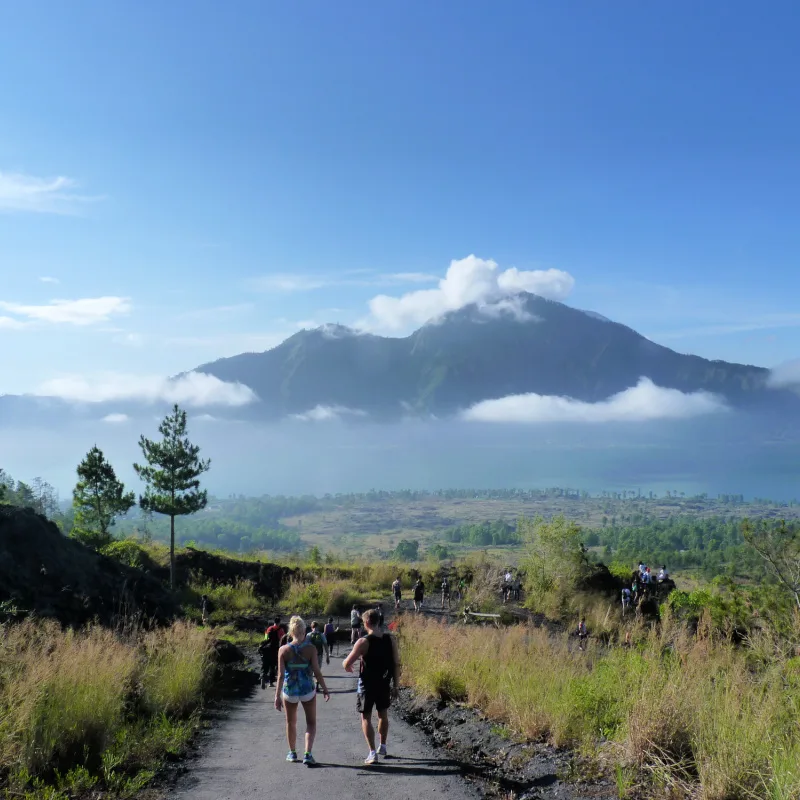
[{"xmin": 170, "ymin": 514, "xmax": 175, "ymax": 590}]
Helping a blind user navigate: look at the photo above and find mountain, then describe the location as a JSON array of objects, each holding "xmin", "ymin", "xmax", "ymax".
[{"xmin": 195, "ymin": 293, "xmax": 787, "ymax": 420}]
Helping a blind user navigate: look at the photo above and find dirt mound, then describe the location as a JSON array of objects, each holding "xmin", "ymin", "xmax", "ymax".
[
  {"xmin": 157, "ymin": 547, "xmax": 294, "ymax": 601},
  {"xmin": 0, "ymin": 505, "xmax": 177, "ymax": 626}
]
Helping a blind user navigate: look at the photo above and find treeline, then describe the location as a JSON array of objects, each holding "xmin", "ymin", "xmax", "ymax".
[
  {"xmin": 587, "ymin": 516, "xmax": 766, "ymax": 578},
  {"xmin": 443, "ymin": 519, "xmax": 519, "ymax": 546},
  {"xmin": 0, "ymin": 470, "xmax": 62, "ymax": 520},
  {"xmin": 116, "ymin": 515, "xmax": 301, "ymax": 554},
  {"xmin": 314, "ymin": 487, "xmax": 797, "ymax": 505},
  {"xmin": 206, "ymin": 494, "xmax": 320, "ymax": 527}
]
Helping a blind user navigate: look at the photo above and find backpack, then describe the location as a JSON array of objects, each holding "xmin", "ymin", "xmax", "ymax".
[{"xmin": 310, "ymin": 631, "xmax": 324, "ymax": 653}]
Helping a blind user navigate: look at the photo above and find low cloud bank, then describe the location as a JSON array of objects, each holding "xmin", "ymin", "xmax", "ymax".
[
  {"xmin": 767, "ymin": 360, "xmax": 800, "ymax": 389},
  {"xmin": 364, "ymin": 255, "xmax": 575, "ymax": 332},
  {"xmin": 35, "ymin": 371, "xmax": 257, "ymax": 407},
  {"xmin": 462, "ymin": 378, "xmax": 727, "ymax": 423},
  {"xmin": 291, "ymin": 405, "xmax": 367, "ymax": 422}
]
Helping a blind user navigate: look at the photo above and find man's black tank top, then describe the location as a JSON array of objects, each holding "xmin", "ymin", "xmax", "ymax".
[{"xmin": 360, "ymin": 633, "xmax": 394, "ymax": 688}]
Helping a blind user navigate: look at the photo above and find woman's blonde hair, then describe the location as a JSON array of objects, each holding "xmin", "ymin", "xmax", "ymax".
[{"xmin": 289, "ymin": 615, "xmax": 306, "ymax": 643}]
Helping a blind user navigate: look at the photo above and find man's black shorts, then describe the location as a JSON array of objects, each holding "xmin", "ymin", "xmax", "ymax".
[{"xmin": 357, "ymin": 684, "xmax": 391, "ymax": 716}]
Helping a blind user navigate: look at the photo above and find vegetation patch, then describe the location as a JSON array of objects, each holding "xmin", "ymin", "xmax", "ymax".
[
  {"xmin": 0, "ymin": 619, "xmax": 214, "ymax": 797},
  {"xmin": 399, "ymin": 616, "xmax": 800, "ymax": 799}
]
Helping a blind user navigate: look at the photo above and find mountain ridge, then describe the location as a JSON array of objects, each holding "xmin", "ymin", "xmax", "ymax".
[{"xmin": 194, "ymin": 292, "xmax": 776, "ymax": 419}]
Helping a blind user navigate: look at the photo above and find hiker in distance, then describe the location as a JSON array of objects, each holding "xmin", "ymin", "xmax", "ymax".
[
  {"xmin": 343, "ymin": 608, "xmax": 401, "ymax": 765},
  {"xmin": 274, "ymin": 615, "xmax": 330, "ymax": 766}
]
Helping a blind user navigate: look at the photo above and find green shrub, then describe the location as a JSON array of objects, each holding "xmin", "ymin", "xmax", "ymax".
[{"xmin": 102, "ymin": 539, "xmax": 148, "ymax": 568}]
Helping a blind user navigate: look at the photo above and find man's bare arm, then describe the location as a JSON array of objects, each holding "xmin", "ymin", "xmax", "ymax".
[{"xmin": 343, "ymin": 637, "xmax": 368, "ymax": 671}]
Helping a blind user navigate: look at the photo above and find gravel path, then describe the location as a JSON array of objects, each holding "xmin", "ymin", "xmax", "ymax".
[{"xmin": 170, "ymin": 647, "xmax": 479, "ymax": 800}]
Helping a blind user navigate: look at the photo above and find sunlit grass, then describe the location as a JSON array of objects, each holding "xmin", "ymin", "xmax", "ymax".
[
  {"xmin": 0, "ymin": 619, "xmax": 214, "ymax": 794},
  {"xmin": 398, "ymin": 615, "xmax": 800, "ymax": 799}
]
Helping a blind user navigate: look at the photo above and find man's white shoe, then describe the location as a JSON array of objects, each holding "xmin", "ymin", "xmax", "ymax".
[
  {"xmin": 364, "ymin": 751, "xmax": 378, "ymax": 765},
  {"xmin": 377, "ymin": 744, "xmax": 387, "ymax": 757}
]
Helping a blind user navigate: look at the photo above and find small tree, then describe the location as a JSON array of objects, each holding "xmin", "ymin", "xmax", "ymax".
[
  {"xmin": 393, "ymin": 539, "xmax": 420, "ymax": 562},
  {"xmin": 520, "ymin": 515, "xmax": 590, "ymax": 607},
  {"xmin": 743, "ymin": 518, "xmax": 800, "ymax": 612},
  {"xmin": 72, "ymin": 446, "xmax": 135, "ymax": 549},
  {"xmin": 134, "ymin": 404, "xmax": 210, "ymax": 588}
]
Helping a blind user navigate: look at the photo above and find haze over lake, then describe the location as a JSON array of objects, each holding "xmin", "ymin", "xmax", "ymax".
[{"xmin": 4, "ymin": 412, "xmax": 797, "ymax": 502}]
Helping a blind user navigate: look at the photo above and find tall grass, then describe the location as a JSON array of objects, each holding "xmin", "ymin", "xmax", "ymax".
[
  {"xmin": 0, "ymin": 620, "xmax": 214, "ymax": 794},
  {"xmin": 280, "ymin": 577, "xmax": 367, "ymax": 616},
  {"xmin": 140, "ymin": 622, "xmax": 213, "ymax": 717},
  {"xmin": 187, "ymin": 575, "xmax": 261, "ymax": 618},
  {"xmin": 398, "ymin": 616, "xmax": 800, "ymax": 799}
]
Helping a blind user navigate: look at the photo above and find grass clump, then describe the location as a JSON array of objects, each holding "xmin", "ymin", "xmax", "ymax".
[
  {"xmin": 140, "ymin": 621, "xmax": 213, "ymax": 718},
  {"xmin": 429, "ymin": 668, "xmax": 468, "ymax": 702}
]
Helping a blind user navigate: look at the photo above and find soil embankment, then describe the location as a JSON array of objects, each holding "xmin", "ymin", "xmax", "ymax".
[{"xmin": 0, "ymin": 505, "xmax": 177, "ymax": 625}]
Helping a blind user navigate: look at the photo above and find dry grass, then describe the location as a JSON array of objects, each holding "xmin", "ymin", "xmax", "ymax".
[
  {"xmin": 398, "ymin": 616, "xmax": 800, "ymax": 799},
  {"xmin": 0, "ymin": 619, "xmax": 214, "ymax": 794}
]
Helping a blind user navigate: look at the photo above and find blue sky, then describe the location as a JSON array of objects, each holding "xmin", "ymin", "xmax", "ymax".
[{"xmin": 2, "ymin": 0, "xmax": 800, "ymax": 398}]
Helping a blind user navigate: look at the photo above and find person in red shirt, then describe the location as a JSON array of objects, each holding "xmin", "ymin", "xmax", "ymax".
[{"xmin": 262, "ymin": 616, "xmax": 286, "ymax": 686}]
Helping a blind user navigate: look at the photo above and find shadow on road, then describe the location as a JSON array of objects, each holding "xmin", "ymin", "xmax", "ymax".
[{"xmin": 310, "ymin": 762, "xmax": 462, "ymax": 777}]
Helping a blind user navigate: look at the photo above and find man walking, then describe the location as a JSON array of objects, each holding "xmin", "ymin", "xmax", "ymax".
[
  {"xmin": 392, "ymin": 576, "xmax": 402, "ymax": 610},
  {"xmin": 343, "ymin": 608, "xmax": 401, "ymax": 765},
  {"xmin": 413, "ymin": 578, "xmax": 425, "ymax": 612}
]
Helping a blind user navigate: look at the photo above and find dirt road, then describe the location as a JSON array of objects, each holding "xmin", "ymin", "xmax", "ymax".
[{"xmin": 170, "ymin": 649, "xmax": 479, "ymax": 800}]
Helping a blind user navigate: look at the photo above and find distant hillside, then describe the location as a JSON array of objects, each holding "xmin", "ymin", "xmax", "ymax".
[{"xmin": 195, "ymin": 293, "xmax": 777, "ymax": 419}]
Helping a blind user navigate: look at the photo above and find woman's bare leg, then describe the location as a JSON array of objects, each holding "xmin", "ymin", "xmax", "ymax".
[
  {"xmin": 302, "ymin": 697, "xmax": 317, "ymax": 753},
  {"xmin": 284, "ymin": 701, "xmax": 298, "ymax": 752}
]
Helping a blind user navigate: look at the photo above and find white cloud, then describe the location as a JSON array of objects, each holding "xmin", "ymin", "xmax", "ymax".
[
  {"xmin": 0, "ymin": 297, "xmax": 131, "ymax": 326},
  {"xmin": 102, "ymin": 413, "xmax": 130, "ymax": 424},
  {"xmin": 0, "ymin": 172, "xmax": 101, "ymax": 214},
  {"xmin": 35, "ymin": 371, "xmax": 258, "ymax": 407},
  {"xmin": 462, "ymin": 378, "xmax": 727, "ymax": 423},
  {"xmin": 363, "ymin": 255, "xmax": 575, "ymax": 332},
  {"xmin": 39, "ymin": 276, "xmax": 60, "ymax": 284},
  {"xmin": 767, "ymin": 360, "xmax": 800, "ymax": 389},
  {"xmin": 290, "ymin": 405, "xmax": 367, "ymax": 422}
]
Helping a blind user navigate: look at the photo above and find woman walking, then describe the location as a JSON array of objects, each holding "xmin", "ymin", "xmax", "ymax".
[{"xmin": 275, "ymin": 615, "xmax": 330, "ymax": 765}]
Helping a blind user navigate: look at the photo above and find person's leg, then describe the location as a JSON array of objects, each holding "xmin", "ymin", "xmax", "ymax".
[
  {"xmin": 285, "ymin": 701, "xmax": 298, "ymax": 753},
  {"xmin": 361, "ymin": 710, "xmax": 376, "ymax": 752},
  {"xmin": 377, "ymin": 708, "xmax": 389, "ymax": 747},
  {"xmin": 302, "ymin": 697, "xmax": 317, "ymax": 754}
]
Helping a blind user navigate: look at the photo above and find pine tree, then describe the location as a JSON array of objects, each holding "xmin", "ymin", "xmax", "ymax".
[
  {"xmin": 72, "ymin": 446, "xmax": 135, "ymax": 549},
  {"xmin": 134, "ymin": 404, "xmax": 210, "ymax": 588}
]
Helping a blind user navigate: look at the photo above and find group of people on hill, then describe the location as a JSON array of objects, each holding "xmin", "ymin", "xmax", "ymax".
[
  {"xmin": 621, "ymin": 561, "xmax": 670, "ymax": 616},
  {"xmin": 390, "ymin": 574, "xmax": 469, "ymax": 613},
  {"xmin": 259, "ymin": 606, "xmax": 400, "ymax": 767}
]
